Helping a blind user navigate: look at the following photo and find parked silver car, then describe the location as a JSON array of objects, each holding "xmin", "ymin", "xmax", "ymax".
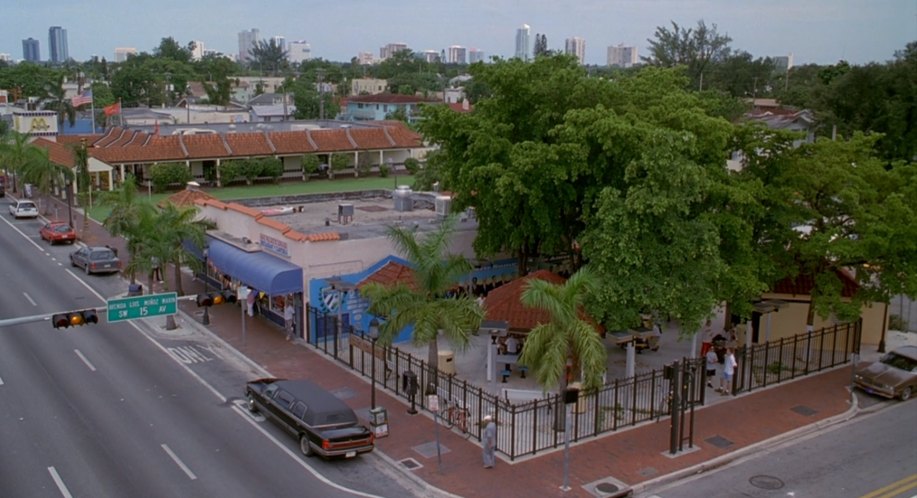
[{"xmin": 69, "ymin": 246, "xmax": 121, "ymax": 275}]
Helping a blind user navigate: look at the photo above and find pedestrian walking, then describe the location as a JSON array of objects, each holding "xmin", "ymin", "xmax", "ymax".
[
  {"xmin": 482, "ymin": 414, "xmax": 496, "ymax": 469},
  {"xmin": 246, "ymin": 287, "xmax": 256, "ymax": 317},
  {"xmin": 720, "ymin": 347, "xmax": 737, "ymax": 395},
  {"xmin": 151, "ymin": 256, "xmax": 162, "ymax": 283},
  {"xmin": 700, "ymin": 319, "xmax": 714, "ymax": 357},
  {"xmin": 284, "ymin": 299, "xmax": 295, "ymax": 341},
  {"xmin": 705, "ymin": 348, "xmax": 719, "ymax": 388}
]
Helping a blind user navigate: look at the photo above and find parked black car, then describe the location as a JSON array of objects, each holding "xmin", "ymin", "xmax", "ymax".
[{"xmin": 245, "ymin": 378, "xmax": 374, "ymax": 459}]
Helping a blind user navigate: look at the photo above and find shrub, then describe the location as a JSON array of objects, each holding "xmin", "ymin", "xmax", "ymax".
[
  {"xmin": 329, "ymin": 154, "xmax": 349, "ymax": 179},
  {"xmin": 378, "ymin": 163, "xmax": 391, "ymax": 178},
  {"xmin": 150, "ymin": 162, "xmax": 192, "ymax": 192},
  {"xmin": 260, "ymin": 157, "xmax": 283, "ymax": 181},
  {"xmin": 219, "ymin": 160, "xmax": 244, "ymax": 184},
  {"xmin": 403, "ymin": 157, "xmax": 420, "ymax": 175},
  {"xmin": 302, "ymin": 155, "xmax": 320, "ymax": 180}
]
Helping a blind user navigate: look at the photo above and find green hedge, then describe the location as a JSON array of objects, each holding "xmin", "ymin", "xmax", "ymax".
[{"xmin": 150, "ymin": 162, "xmax": 193, "ymax": 192}]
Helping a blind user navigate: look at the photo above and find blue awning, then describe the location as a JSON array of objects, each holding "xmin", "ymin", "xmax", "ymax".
[{"xmin": 207, "ymin": 238, "xmax": 303, "ymax": 295}]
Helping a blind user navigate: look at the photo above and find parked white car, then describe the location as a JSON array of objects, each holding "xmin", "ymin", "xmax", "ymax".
[{"xmin": 9, "ymin": 200, "xmax": 38, "ymax": 219}]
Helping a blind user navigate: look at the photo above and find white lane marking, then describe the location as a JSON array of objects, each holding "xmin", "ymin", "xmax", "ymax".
[
  {"xmin": 47, "ymin": 466, "xmax": 74, "ymax": 498},
  {"xmin": 161, "ymin": 444, "xmax": 197, "ymax": 480},
  {"xmin": 66, "ymin": 269, "xmax": 106, "ymax": 300},
  {"xmin": 0, "ymin": 374, "xmax": 4, "ymax": 385},
  {"xmin": 0, "ymin": 214, "xmax": 47, "ymax": 252},
  {"xmin": 230, "ymin": 405, "xmax": 383, "ymax": 497},
  {"xmin": 74, "ymin": 349, "xmax": 97, "ymax": 372},
  {"xmin": 23, "ymin": 292, "xmax": 37, "ymax": 306}
]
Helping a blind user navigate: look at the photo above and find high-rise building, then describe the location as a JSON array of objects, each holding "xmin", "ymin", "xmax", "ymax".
[
  {"xmin": 48, "ymin": 26, "xmax": 69, "ymax": 64},
  {"xmin": 447, "ymin": 45, "xmax": 467, "ymax": 64},
  {"xmin": 565, "ymin": 37, "xmax": 586, "ymax": 65},
  {"xmin": 114, "ymin": 47, "xmax": 137, "ymax": 63},
  {"xmin": 607, "ymin": 44, "xmax": 638, "ymax": 68},
  {"xmin": 190, "ymin": 41, "xmax": 205, "ymax": 61},
  {"xmin": 288, "ymin": 40, "xmax": 312, "ymax": 64},
  {"xmin": 420, "ymin": 50, "xmax": 440, "ymax": 63},
  {"xmin": 238, "ymin": 28, "xmax": 260, "ymax": 63},
  {"xmin": 356, "ymin": 52, "xmax": 375, "ymax": 65},
  {"xmin": 515, "ymin": 24, "xmax": 531, "ymax": 61},
  {"xmin": 22, "ymin": 38, "xmax": 40, "ymax": 62},
  {"xmin": 380, "ymin": 42, "xmax": 409, "ymax": 60},
  {"xmin": 772, "ymin": 53, "xmax": 794, "ymax": 73},
  {"xmin": 468, "ymin": 48, "xmax": 485, "ymax": 64}
]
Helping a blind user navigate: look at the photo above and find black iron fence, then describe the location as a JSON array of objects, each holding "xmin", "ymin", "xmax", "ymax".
[{"xmin": 304, "ymin": 306, "xmax": 861, "ymax": 460}]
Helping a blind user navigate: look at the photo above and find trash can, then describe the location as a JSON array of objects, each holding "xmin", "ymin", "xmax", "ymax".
[
  {"xmin": 569, "ymin": 382, "xmax": 587, "ymax": 414},
  {"xmin": 127, "ymin": 283, "xmax": 143, "ymax": 296},
  {"xmin": 438, "ymin": 350, "xmax": 455, "ymax": 375}
]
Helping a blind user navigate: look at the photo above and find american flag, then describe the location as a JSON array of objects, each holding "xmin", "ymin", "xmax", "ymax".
[{"xmin": 71, "ymin": 90, "xmax": 93, "ymax": 107}]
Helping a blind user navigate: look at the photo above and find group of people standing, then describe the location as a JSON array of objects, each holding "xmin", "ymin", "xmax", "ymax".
[{"xmin": 702, "ymin": 320, "xmax": 738, "ymax": 395}]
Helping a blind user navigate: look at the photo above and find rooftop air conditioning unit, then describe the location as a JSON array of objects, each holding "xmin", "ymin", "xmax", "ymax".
[{"xmin": 434, "ymin": 196, "xmax": 452, "ymax": 217}]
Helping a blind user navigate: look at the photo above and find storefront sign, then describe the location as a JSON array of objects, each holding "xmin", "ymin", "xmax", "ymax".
[{"xmin": 260, "ymin": 233, "xmax": 289, "ymax": 258}]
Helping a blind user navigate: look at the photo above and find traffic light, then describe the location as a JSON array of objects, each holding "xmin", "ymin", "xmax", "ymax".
[
  {"xmin": 197, "ymin": 290, "xmax": 237, "ymax": 307},
  {"xmin": 52, "ymin": 309, "xmax": 99, "ymax": 329}
]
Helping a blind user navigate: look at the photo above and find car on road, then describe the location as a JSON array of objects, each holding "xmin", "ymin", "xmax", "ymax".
[
  {"xmin": 245, "ymin": 378, "xmax": 375, "ymax": 459},
  {"xmin": 9, "ymin": 199, "xmax": 38, "ymax": 218},
  {"xmin": 40, "ymin": 221, "xmax": 77, "ymax": 245},
  {"xmin": 854, "ymin": 345, "xmax": 917, "ymax": 401},
  {"xmin": 69, "ymin": 246, "xmax": 121, "ymax": 274}
]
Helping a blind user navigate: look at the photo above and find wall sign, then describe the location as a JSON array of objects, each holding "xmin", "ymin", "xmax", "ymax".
[{"xmin": 260, "ymin": 233, "xmax": 289, "ymax": 258}]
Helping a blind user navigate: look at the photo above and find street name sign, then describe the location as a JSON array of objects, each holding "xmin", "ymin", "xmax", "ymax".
[{"xmin": 107, "ymin": 292, "xmax": 178, "ymax": 323}]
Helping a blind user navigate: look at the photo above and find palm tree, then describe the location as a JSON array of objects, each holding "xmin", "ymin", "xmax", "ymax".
[
  {"xmin": 518, "ymin": 266, "xmax": 606, "ymax": 428},
  {"xmin": 0, "ymin": 131, "xmax": 46, "ymax": 194},
  {"xmin": 362, "ymin": 215, "xmax": 484, "ymax": 382},
  {"xmin": 73, "ymin": 141, "xmax": 92, "ymax": 238},
  {"xmin": 18, "ymin": 147, "xmax": 73, "ymax": 215},
  {"xmin": 149, "ymin": 203, "xmax": 206, "ymax": 297},
  {"xmin": 98, "ymin": 175, "xmax": 156, "ymax": 285}
]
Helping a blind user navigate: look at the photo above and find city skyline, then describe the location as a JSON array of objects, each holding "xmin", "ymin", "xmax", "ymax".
[{"xmin": 4, "ymin": 0, "xmax": 914, "ymax": 66}]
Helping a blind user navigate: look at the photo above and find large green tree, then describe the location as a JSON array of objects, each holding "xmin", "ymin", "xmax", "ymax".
[
  {"xmin": 643, "ymin": 20, "xmax": 733, "ymax": 90},
  {"xmin": 98, "ymin": 175, "xmax": 156, "ymax": 285},
  {"xmin": 0, "ymin": 131, "xmax": 47, "ymax": 194},
  {"xmin": 18, "ymin": 147, "xmax": 73, "ymax": 215},
  {"xmin": 361, "ymin": 215, "xmax": 484, "ymax": 380}
]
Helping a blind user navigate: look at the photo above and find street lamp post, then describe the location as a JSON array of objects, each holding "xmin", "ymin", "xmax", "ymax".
[
  {"xmin": 202, "ymin": 246, "xmax": 210, "ymax": 325},
  {"xmin": 369, "ymin": 318, "xmax": 380, "ymax": 409}
]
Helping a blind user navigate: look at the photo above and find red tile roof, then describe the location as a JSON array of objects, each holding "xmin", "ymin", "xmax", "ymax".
[
  {"xmin": 83, "ymin": 122, "xmax": 421, "ymax": 165},
  {"xmin": 484, "ymin": 270, "xmax": 568, "ymax": 332},
  {"xmin": 31, "ymin": 138, "xmax": 76, "ymax": 168},
  {"xmin": 357, "ymin": 261, "xmax": 418, "ymax": 291},
  {"xmin": 161, "ymin": 187, "xmax": 217, "ymax": 208}
]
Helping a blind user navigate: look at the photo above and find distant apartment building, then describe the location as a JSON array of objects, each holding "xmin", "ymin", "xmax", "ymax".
[
  {"xmin": 22, "ymin": 38, "xmax": 40, "ymax": 62},
  {"xmin": 565, "ymin": 37, "xmax": 586, "ymax": 65},
  {"xmin": 190, "ymin": 41, "xmax": 205, "ymax": 61},
  {"xmin": 238, "ymin": 28, "xmax": 260, "ymax": 63},
  {"xmin": 356, "ymin": 52, "xmax": 375, "ymax": 65},
  {"xmin": 420, "ymin": 50, "xmax": 440, "ymax": 63},
  {"xmin": 515, "ymin": 24, "xmax": 531, "ymax": 61},
  {"xmin": 288, "ymin": 40, "xmax": 312, "ymax": 64},
  {"xmin": 351, "ymin": 78, "xmax": 388, "ymax": 96},
  {"xmin": 114, "ymin": 47, "xmax": 137, "ymax": 62},
  {"xmin": 607, "ymin": 44, "xmax": 638, "ymax": 68},
  {"xmin": 448, "ymin": 45, "xmax": 467, "ymax": 64},
  {"xmin": 0, "ymin": 53, "xmax": 11, "ymax": 63},
  {"xmin": 380, "ymin": 43, "xmax": 409, "ymax": 60},
  {"xmin": 48, "ymin": 26, "xmax": 69, "ymax": 64},
  {"xmin": 772, "ymin": 53, "xmax": 794, "ymax": 73},
  {"xmin": 468, "ymin": 48, "xmax": 485, "ymax": 64}
]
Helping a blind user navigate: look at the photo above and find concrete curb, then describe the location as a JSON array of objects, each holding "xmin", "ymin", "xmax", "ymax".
[{"xmin": 629, "ymin": 388, "xmax": 861, "ymax": 497}]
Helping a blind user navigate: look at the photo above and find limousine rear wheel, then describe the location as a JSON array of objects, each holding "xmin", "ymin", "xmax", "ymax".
[{"xmin": 300, "ymin": 435, "xmax": 314, "ymax": 457}]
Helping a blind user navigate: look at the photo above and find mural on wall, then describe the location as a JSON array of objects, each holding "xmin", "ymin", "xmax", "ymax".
[{"xmin": 307, "ymin": 255, "xmax": 525, "ymax": 344}]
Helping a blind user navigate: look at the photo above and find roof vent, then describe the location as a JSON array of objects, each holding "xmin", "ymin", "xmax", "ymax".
[{"xmin": 338, "ymin": 203, "xmax": 354, "ymax": 224}]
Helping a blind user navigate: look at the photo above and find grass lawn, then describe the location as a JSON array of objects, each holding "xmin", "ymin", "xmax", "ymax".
[{"xmin": 87, "ymin": 175, "xmax": 414, "ymax": 222}]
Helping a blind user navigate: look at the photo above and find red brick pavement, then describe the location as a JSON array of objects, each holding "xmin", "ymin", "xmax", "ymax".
[{"xmin": 48, "ymin": 194, "xmax": 857, "ymax": 498}]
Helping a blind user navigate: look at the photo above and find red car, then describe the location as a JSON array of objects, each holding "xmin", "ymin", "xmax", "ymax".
[{"xmin": 40, "ymin": 221, "xmax": 77, "ymax": 245}]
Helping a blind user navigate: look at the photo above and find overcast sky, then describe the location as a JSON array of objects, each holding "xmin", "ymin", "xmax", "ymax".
[{"xmin": 5, "ymin": 0, "xmax": 915, "ymax": 66}]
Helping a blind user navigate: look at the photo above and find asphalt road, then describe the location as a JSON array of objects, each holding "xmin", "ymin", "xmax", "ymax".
[
  {"xmin": 643, "ymin": 397, "xmax": 917, "ymax": 498},
  {"xmin": 0, "ymin": 205, "xmax": 419, "ymax": 498}
]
